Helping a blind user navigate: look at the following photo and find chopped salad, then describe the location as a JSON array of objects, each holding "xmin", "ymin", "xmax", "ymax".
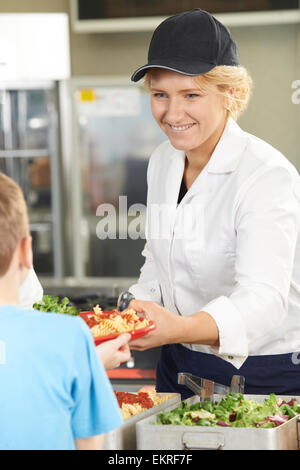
[{"xmin": 157, "ymin": 393, "xmax": 300, "ymax": 428}]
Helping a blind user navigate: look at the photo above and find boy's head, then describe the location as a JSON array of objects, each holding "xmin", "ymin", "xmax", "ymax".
[{"xmin": 0, "ymin": 173, "xmax": 32, "ymax": 284}]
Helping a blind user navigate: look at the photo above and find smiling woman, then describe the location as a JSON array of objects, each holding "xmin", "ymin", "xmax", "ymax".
[
  {"xmin": 147, "ymin": 69, "xmax": 230, "ymax": 177},
  {"xmin": 145, "ymin": 66, "xmax": 253, "ymax": 186},
  {"xmin": 128, "ymin": 8, "xmax": 300, "ymax": 399},
  {"xmin": 144, "ymin": 64, "xmax": 253, "ymax": 122}
]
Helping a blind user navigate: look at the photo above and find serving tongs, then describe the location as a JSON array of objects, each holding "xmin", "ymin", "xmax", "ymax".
[{"xmin": 178, "ymin": 372, "xmax": 245, "ymax": 403}]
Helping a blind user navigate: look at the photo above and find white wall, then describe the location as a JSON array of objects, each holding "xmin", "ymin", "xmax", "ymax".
[{"xmin": 233, "ymin": 24, "xmax": 300, "ymax": 169}]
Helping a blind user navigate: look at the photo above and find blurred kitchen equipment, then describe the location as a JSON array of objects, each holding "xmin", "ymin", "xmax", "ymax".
[
  {"xmin": 70, "ymin": 79, "xmax": 166, "ymax": 278},
  {"xmin": 0, "ymin": 83, "xmax": 66, "ymax": 277}
]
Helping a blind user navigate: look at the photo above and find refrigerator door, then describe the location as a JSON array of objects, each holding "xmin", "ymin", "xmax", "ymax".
[
  {"xmin": 71, "ymin": 79, "xmax": 166, "ymax": 278},
  {"xmin": 0, "ymin": 83, "xmax": 64, "ymax": 277}
]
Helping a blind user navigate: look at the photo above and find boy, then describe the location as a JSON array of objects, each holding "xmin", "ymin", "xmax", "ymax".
[{"xmin": 0, "ymin": 173, "xmax": 122, "ymax": 450}]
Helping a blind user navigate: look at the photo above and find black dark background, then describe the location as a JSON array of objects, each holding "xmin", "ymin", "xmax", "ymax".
[{"xmin": 78, "ymin": 0, "xmax": 299, "ymax": 20}]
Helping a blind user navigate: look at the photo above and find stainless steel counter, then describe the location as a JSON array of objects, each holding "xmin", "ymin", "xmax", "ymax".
[{"xmin": 39, "ymin": 276, "xmax": 138, "ymax": 297}]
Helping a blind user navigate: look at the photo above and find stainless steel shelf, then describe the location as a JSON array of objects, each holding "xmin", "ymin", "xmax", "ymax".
[
  {"xmin": 29, "ymin": 222, "xmax": 52, "ymax": 232},
  {"xmin": 0, "ymin": 149, "xmax": 49, "ymax": 159},
  {"xmin": 39, "ymin": 276, "xmax": 138, "ymax": 297}
]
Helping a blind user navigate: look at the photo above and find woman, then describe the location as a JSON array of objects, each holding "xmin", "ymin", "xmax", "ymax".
[{"xmin": 128, "ymin": 9, "xmax": 300, "ymax": 398}]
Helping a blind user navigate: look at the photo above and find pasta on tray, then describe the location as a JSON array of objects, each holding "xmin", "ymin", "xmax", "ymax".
[
  {"xmin": 114, "ymin": 390, "xmax": 173, "ymax": 420},
  {"xmin": 83, "ymin": 306, "xmax": 150, "ymax": 338}
]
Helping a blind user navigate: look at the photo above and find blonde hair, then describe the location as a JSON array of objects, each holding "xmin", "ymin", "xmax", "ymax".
[
  {"xmin": 0, "ymin": 173, "xmax": 29, "ymax": 276},
  {"xmin": 144, "ymin": 65, "xmax": 253, "ymax": 121}
]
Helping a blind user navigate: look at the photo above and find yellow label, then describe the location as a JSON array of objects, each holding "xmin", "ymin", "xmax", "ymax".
[{"xmin": 77, "ymin": 89, "xmax": 97, "ymax": 102}]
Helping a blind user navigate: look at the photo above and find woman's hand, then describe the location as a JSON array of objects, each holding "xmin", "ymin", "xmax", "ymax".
[
  {"xmin": 129, "ymin": 300, "xmax": 220, "ymax": 350},
  {"xmin": 128, "ymin": 300, "xmax": 184, "ymax": 351},
  {"xmin": 96, "ymin": 333, "xmax": 131, "ymax": 370}
]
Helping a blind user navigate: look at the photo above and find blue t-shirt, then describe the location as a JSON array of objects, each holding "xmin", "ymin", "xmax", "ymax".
[{"xmin": 0, "ymin": 305, "xmax": 122, "ymax": 450}]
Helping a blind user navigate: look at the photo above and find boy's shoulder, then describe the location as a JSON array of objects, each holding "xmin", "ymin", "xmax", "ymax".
[
  {"xmin": 0, "ymin": 305, "xmax": 91, "ymax": 352},
  {"xmin": 31, "ymin": 308, "xmax": 90, "ymax": 339}
]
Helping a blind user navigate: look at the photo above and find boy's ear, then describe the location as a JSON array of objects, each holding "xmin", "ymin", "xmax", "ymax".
[{"xmin": 19, "ymin": 236, "xmax": 33, "ymax": 270}]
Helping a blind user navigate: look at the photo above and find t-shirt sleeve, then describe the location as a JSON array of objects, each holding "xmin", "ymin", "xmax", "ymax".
[{"xmin": 70, "ymin": 319, "xmax": 122, "ymax": 439}]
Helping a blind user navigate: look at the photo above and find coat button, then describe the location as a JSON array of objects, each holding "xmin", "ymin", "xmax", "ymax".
[{"xmin": 150, "ymin": 288, "xmax": 156, "ymax": 293}]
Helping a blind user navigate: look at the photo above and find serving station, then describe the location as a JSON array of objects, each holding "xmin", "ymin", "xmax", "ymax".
[
  {"xmin": 136, "ymin": 394, "xmax": 300, "ymax": 451},
  {"xmin": 103, "ymin": 392, "xmax": 181, "ymax": 450},
  {"xmin": 37, "ymin": 279, "xmax": 300, "ymax": 451}
]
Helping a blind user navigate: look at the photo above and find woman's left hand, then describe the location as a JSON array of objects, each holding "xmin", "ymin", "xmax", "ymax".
[{"xmin": 129, "ymin": 300, "xmax": 184, "ymax": 350}]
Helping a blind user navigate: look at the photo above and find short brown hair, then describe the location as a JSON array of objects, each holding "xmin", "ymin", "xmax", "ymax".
[
  {"xmin": 0, "ymin": 173, "xmax": 29, "ymax": 276},
  {"xmin": 144, "ymin": 65, "xmax": 253, "ymax": 121}
]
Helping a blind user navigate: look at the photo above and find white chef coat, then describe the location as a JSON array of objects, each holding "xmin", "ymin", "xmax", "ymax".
[
  {"xmin": 130, "ymin": 117, "xmax": 300, "ymax": 369},
  {"xmin": 19, "ymin": 267, "xmax": 43, "ymax": 309}
]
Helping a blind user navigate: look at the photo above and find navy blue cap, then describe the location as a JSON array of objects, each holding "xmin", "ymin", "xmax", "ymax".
[{"xmin": 131, "ymin": 9, "xmax": 239, "ymax": 82}]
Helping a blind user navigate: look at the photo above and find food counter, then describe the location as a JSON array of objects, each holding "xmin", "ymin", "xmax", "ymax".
[
  {"xmin": 103, "ymin": 390, "xmax": 181, "ymax": 450},
  {"xmin": 99, "ymin": 385, "xmax": 300, "ymax": 450},
  {"xmin": 103, "ymin": 388, "xmax": 300, "ymax": 450},
  {"xmin": 36, "ymin": 284, "xmax": 300, "ymax": 451},
  {"xmin": 136, "ymin": 394, "xmax": 300, "ymax": 450}
]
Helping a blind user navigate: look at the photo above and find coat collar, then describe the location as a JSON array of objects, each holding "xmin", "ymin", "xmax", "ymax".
[
  {"xmin": 206, "ymin": 117, "xmax": 248, "ymax": 174},
  {"xmin": 164, "ymin": 117, "xmax": 248, "ymax": 207},
  {"xmin": 167, "ymin": 117, "xmax": 248, "ymax": 175}
]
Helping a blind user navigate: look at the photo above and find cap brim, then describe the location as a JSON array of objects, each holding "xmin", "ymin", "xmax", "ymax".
[{"xmin": 131, "ymin": 60, "xmax": 216, "ymax": 82}]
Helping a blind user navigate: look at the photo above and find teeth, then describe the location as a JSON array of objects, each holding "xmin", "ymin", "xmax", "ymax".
[{"xmin": 170, "ymin": 124, "xmax": 194, "ymax": 131}]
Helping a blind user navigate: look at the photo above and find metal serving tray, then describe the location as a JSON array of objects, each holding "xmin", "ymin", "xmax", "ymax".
[
  {"xmin": 103, "ymin": 393, "xmax": 181, "ymax": 450},
  {"xmin": 136, "ymin": 394, "xmax": 300, "ymax": 450}
]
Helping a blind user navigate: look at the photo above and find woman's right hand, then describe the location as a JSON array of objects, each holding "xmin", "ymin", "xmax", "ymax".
[{"xmin": 96, "ymin": 334, "xmax": 131, "ymax": 370}]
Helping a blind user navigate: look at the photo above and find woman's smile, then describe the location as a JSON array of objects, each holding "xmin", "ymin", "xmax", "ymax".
[
  {"xmin": 167, "ymin": 122, "xmax": 196, "ymax": 132},
  {"xmin": 149, "ymin": 69, "xmax": 227, "ymax": 156}
]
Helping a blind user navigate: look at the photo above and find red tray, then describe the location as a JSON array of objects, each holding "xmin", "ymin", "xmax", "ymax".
[
  {"xmin": 79, "ymin": 311, "xmax": 156, "ymax": 346},
  {"xmin": 106, "ymin": 369, "xmax": 156, "ymax": 379}
]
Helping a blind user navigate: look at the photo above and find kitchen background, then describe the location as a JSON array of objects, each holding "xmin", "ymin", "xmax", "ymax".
[{"xmin": 1, "ymin": 0, "xmax": 300, "ymax": 384}]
